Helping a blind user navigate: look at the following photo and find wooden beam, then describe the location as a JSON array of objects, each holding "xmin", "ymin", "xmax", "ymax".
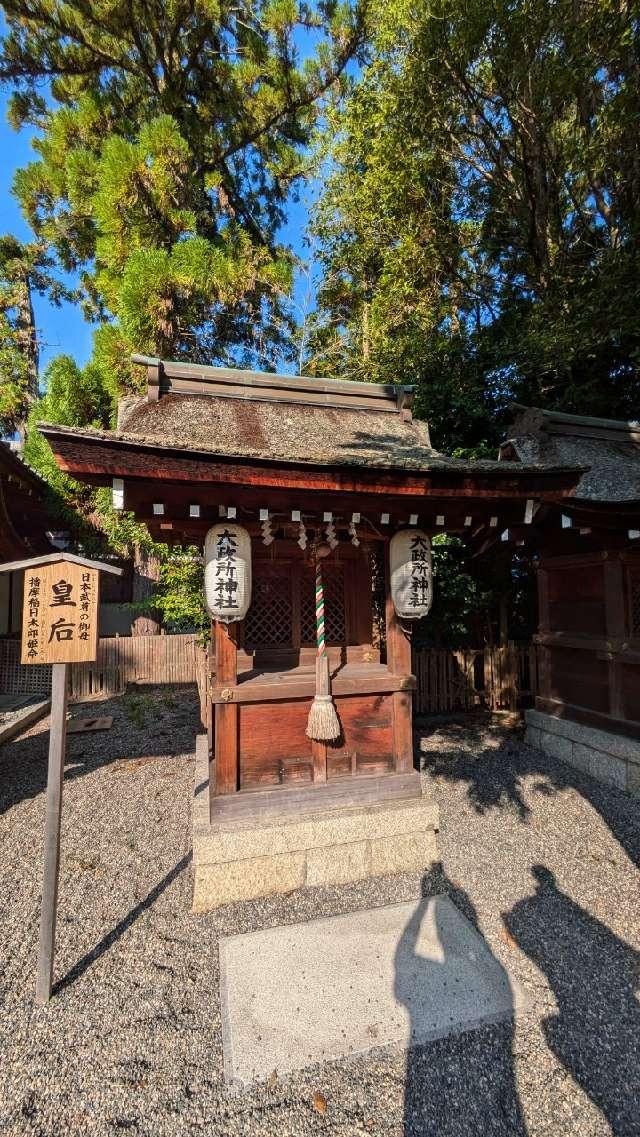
[
  {"xmin": 384, "ymin": 542, "xmax": 414, "ymax": 774},
  {"xmin": 132, "ymin": 352, "xmax": 408, "ymax": 407},
  {"xmin": 209, "ymin": 669, "xmax": 415, "ymax": 704},
  {"xmin": 35, "ymin": 663, "xmax": 68, "ymax": 1004},
  {"xmin": 147, "ymin": 359, "xmax": 162, "ymax": 402}
]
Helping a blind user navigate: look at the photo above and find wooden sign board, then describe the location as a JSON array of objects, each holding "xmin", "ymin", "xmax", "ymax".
[{"xmin": 21, "ymin": 561, "xmax": 99, "ymax": 665}]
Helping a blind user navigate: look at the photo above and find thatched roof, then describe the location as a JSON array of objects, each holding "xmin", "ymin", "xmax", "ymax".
[
  {"xmin": 38, "ymin": 360, "xmax": 581, "ymax": 483},
  {"xmin": 502, "ymin": 406, "xmax": 640, "ymax": 504},
  {"xmin": 41, "ymin": 398, "xmax": 581, "ymax": 476},
  {"xmin": 111, "ymin": 392, "xmax": 448, "ymax": 470}
]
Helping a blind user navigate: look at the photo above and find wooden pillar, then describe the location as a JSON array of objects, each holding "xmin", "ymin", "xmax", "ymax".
[
  {"xmin": 213, "ymin": 621, "xmax": 239, "ymax": 797},
  {"xmin": 36, "ymin": 662, "xmax": 68, "ymax": 1004},
  {"xmin": 384, "ymin": 541, "xmax": 413, "ymax": 773},
  {"xmin": 206, "ymin": 629, "xmax": 215, "ymax": 814},
  {"xmin": 535, "ymin": 562, "xmax": 552, "ymax": 707},
  {"xmin": 603, "ymin": 553, "xmax": 625, "ymax": 719},
  {"xmin": 312, "ymin": 739, "xmax": 328, "ymax": 783}
]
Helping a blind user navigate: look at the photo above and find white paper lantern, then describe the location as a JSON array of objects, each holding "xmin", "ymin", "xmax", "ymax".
[
  {"xmin": 390, "ymin": 529, "xmax": 433, "ymax": 619},
  {"xmin": 204, "ymin": 523, "xmax": 252, "ymax": 623}
]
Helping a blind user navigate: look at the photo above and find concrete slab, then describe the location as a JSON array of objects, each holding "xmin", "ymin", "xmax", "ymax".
[{"xmin": 219, "ymin": 895, "xmax": 528, "ymax": 1086}]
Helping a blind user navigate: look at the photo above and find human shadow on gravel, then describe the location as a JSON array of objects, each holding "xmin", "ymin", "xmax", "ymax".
[
  {"xmin": 418, "ymin": 717, "xmax": 640, "ymax": 869},
  {"xmin": 397, "ymin": 872, "xmax": 528, "ymax": 1137},
  {"xmin": 505, "ymin": 865, "xmax": 640, "ymax": 1137},
  {"xmin": 54, "ymin": 852, "xmax": 192, "ymax": 996}
]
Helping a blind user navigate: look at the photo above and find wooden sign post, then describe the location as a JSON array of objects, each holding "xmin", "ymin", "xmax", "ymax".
[{"xmin": 0, "ymin": 552, "xmax": 122, "ymax": 1004}]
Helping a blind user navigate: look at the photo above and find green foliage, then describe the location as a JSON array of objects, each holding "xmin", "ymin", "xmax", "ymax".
[
  {"xmin": 414, "ymin": 536, "xmax": 492, "ymax": 648},
  {"xmin": 311, "ymin": 0, "xmax": 640, "ymax": 448},
  {"xmin": 23, "ymin": 353, "xmax": 107, "ymax": 495},
  {"xmin": 123, "ymin": 690, "xmax": 154, "ymax": 729},
  {"xmin": 0, "ymin": 308, "xmax": 28, "ymax": 435},
  {"xmin": 153, "ymin": 547, "xmax": 208, "ymax": 636},
  {"xmin": 1, "ymin": 0, "xmax": 365, "ymax": 369}
]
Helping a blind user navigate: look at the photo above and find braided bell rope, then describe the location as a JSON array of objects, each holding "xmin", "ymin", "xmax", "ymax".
[{"xmin": 315, "ymin": 558, "xmax": 326, "ymax": 657}]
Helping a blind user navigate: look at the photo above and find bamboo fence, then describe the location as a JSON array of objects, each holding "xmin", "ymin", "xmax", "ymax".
[
  {"xmin": 412, "ymin": 642, "xmax": 539, "ymax": 714},
  {"xmin": 0, "ymin": 635, "xmax": 538, "ymax": 713},
  {"xmin": 0, "ymin": 633, "xmax": 201, "ymax": 702}
]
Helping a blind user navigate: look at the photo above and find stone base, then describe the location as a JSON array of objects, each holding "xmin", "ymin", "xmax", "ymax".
[
  {"xmin": 192, "ymin": 737, "xmax": 439, "ymax": 911},
  {"xmin": 525, "ymin": 709, "xmax": 640, "ymax": 796}
]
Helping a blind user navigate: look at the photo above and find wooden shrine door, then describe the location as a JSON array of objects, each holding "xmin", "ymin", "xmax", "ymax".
[{"xmin": 243, "ymin": 555, "xmax": 347, "ymax": 667}]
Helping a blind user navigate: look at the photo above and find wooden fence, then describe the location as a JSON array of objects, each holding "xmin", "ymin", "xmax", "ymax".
[
  {"xmin": 412, "ymin": 643, "xmax": 539, "ymax": 714},
  {"xmin": 1, "ymin": 634, "xmax": 538, "ymax": 713},
  {"xmin": 0, "ymin": 634, "xmax": 200, "ymax": 701}
]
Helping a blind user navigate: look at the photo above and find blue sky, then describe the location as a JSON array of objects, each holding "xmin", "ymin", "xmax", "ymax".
[{"xmin": 1, "ymin": 95, "xmax": 95, "ymax": 370}]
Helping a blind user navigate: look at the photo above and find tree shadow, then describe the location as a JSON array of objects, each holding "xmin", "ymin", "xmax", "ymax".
[
  {"xmin": 419, "ymin": 716, "xmax": 640, "ymax": 868},
  {"xmin": 396, "ymin": 870, "xmax": 528, "ymax": 1136},
  {"xmin": 505, "ymin": 865, "xmax": 640, "ymax": 1137},
  {"xmin": 0, "ymin": 685, "xmax": 201, "ymax": 816}
]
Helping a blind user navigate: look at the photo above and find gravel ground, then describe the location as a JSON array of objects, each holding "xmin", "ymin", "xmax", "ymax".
[{"xmin": 1, "ymin": 694, "xmax": 638, "ymax": 1137}]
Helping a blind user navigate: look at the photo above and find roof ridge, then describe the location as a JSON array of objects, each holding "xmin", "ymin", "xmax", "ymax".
[{"xmin": 511, "ymin": 403, "xmax": 640, "ymax": 434}]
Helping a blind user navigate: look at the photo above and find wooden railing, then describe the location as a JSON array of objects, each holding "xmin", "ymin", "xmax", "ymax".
[{"xmin": 412, "ymin": 643, "xmax": 539, "ymax": 714}]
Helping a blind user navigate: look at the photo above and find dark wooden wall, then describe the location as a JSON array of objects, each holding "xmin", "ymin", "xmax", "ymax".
[{"xmin": 535, "ymin": 549, "xmax": 640, "ymax": 738}]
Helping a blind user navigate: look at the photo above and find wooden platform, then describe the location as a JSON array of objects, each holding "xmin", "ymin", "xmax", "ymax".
[
  {"xmin": 209, "ymin": 769, "xmax": 423, "ymax": 828},
  {"xmin": 210, "ymin": 662, "xmax": 416, "ymax": 705}
]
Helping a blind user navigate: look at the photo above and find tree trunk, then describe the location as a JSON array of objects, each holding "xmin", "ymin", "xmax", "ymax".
[
  {"xmin": 131, "ymin": 545, "xmax": 162, "ymax": 635},
  {"xmin": 15, "ymin": 271, "xmax": 39, "ymax": 446}
]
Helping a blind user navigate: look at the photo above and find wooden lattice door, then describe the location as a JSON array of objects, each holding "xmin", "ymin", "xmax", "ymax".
[
  {"xmin": 244, "ymin": 557, "xmax": 348, "ymax": 663},
  {"xmin": 244, "ymin": 563, "xmax": 293, "ymax": 649}
]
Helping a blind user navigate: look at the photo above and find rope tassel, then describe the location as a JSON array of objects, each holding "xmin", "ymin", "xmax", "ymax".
[{"xmin": 306, "ymin": 548, "xmax": 341, "ymax": 742}]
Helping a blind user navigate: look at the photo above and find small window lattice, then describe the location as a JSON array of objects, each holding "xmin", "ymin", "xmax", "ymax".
[
  {"xmin": 301, "ymin": 564, "xmax": 346, "ymax": 644},
  {"xmin": 630, "ymin": 571, "xmax": 640, "ymax": 637},
  {"xmin": 244, "ymin": 566, "xmax": 293, "ymax": 646}
]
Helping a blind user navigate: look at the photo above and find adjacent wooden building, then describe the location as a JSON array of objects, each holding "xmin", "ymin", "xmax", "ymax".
[
  {"xmin": 501, "ymin": 407, "xmax": 640, "ymax": 792},
  {"xmin": 0, "ymin": 442, "xmax": 60, "ymax": 636}
]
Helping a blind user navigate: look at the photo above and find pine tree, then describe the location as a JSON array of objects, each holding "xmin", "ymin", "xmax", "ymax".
[
  {"xmin": 0, "ymin": 235, "xmax": 73, "ymax": 438},
  {"xmin": 1, "ymin": 0, "xmax": 365, "ymax": 371}
]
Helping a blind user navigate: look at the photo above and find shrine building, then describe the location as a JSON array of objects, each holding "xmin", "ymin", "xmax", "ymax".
[{"xmin": 40, "ymin": 357, "xmax": 592, "ymax": 906}]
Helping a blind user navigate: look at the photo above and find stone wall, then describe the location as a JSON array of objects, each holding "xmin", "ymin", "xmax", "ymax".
[{"xmin": 525, "ymin": 708, "xmax": 640, "ymax": 797}]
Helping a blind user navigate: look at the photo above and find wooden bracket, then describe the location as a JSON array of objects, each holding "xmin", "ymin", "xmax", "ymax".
[
  {"xmin": 396, "ymin": 386, "xmax": 414, "ymax": 419},
  {"xmin": 147, "ymin": 360, "xmax": 163, "ymax": 402}
]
